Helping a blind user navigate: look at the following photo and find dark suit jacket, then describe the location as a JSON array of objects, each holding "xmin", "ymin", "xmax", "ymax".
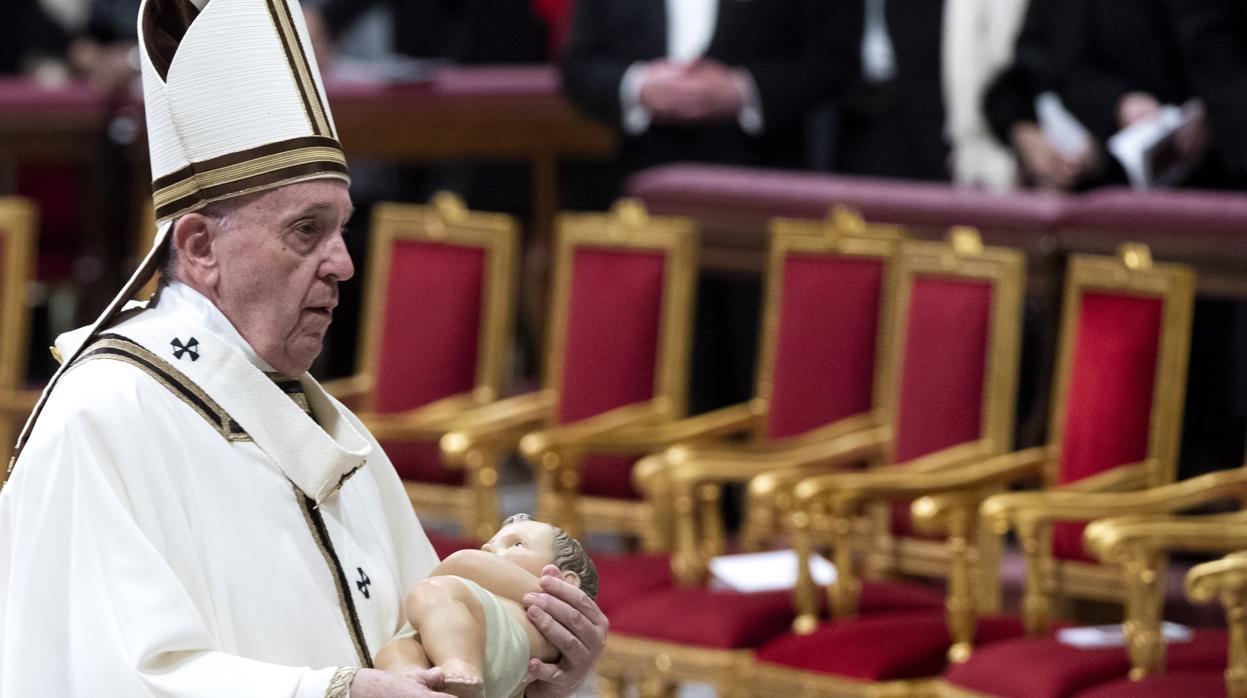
[
  {"xmin": 833, "ymin": 0, "xmax": 948, "ymax": 182},
  {"xmin": 561, "ymin": 0, "xmax": 860, "ymax": 172},
  {"xmin": 320, "ymin": 0, "xmax": 546, "ymax": 62}
]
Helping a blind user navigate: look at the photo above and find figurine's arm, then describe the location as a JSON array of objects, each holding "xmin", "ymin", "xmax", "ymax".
[{"xmin": 431, "ymin": 549, "xmax": 542, "ymax": 603}]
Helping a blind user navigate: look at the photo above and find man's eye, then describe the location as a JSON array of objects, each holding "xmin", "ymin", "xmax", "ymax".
[{"xmin": 511, "ymin": 541, "xmax": 525, "ymax": 548}]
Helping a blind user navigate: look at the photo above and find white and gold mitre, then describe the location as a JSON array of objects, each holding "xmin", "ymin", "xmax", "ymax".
[
  {"xmin": 139, "ymin": 0, "xmax": 349, "ymax": 224},
  {"xmin": 9, "ymin": 0, "xmax": 352, "ymax": 466}
]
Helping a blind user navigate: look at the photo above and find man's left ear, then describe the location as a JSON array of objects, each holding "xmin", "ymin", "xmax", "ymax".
[{"xmin": 561, "ymin": 570, "xmax": 582, "ymax": 589}]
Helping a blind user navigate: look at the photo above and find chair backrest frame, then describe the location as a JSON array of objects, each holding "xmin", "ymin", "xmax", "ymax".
[
  {"xmin": 0, "ymin": 197, "xmax": 36, "ymax": 393},
  {"xmin": 544, "ymin": 200, "xmax": 698, "ymax": 422},
  {"xmin": 1044, "ymin": 248, "xmax": 1195, "ymax": 489},
  {"xmin": 753, "ymin": 215, "xmax": 903, "ymax": 442},
  {"xmin": 882, "ymin": 230, "xmax": 1026, "ymax": 464},
  {"xmin": 358, "ymin": 195, "xmax": 519, "ymax": 413}
]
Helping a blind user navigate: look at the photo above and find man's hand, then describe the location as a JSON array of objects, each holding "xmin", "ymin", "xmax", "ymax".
[
  {"xmin": 1117, "ymin": 91, "xmax": 1161, "ymax": 129},
  {"xmin": 524, "ymin": 564, "xmax": 609, "ymax": 698},
  {"xmin": 350, "ymin": 667, "xmax": 455, "ymax": 697},
  {"xmin": 638, "ymin": 59, "xmax": 746, "ymax": 123},
  {"xmin": 1011, "ymin": 122, "xmax": 1091, "ymax": 190}
]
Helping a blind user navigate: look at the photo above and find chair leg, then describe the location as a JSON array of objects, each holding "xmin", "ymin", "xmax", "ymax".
[
  {"xmin": 595, "ymin": 673, "xmax": 626, "ymax": 698},
  {"xmin": 638, "ymin": 674, "xmax": 677, "ymax": 698}
]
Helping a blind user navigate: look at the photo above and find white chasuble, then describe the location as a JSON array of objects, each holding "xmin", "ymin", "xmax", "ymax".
[{"xmin": 0, "ymin": 295, "xmax": 439, "ymax": 697}]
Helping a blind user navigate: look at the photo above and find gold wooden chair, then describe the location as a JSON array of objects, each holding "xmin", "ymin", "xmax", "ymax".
[
  {"xmin": 440, "ymin": 199, "xmax": 704, "ymax": 546},
  {"xmin": 592, "ymin": 212, "xmax": 911, "ymax": 694},
  {"xmin": 900, "ymin": 245, "xmax": 1197, "ymax": 696},
  {"xmin": 604, "ymin": 229, "xmax": 1025, "ymax": 697},
  {"xmin": 934, "ymin": 478, "xmax": 1247, "ymax": 698},
  {"xmin": 325, "ymin": 193, "xmax": 518, "ymax": 543},
  {"xmin": 0, "ymin": 197, "xmax": 39, "ymax": 481}
]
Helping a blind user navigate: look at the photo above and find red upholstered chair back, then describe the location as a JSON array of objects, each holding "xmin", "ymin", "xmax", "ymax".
[
  {"xmin": 359, "ymin": 195, "xmax": 518, "ymax": 416},
  {"xmin": 546, "ymin": 200, "xmax": 697, "ymax": 426},
  {"xmin": 756, "ymin": 216, "xmax": 902, "ymax": 440},
  {"xmin": 1046, "ymin": 246, "xmax": 1194, "ymax": 561},
  {"xmin": 885, "ymin": 229, "xmax": 1025, "ymax": 465}
]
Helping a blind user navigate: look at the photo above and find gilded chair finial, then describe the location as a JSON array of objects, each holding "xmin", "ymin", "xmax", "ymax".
[
  {"xmin": 949, "ymin": 226, "xmax": 984, "ymax": 257},
  {"xmin": 431, "ymin": 191, "xmax": 469, "ymax": 223},
  {"xmin": 1117, "ymin": 242, "xmax": 1153, "ymax": 270},
  {"xmin": 831, "ymin": 206, "xmax": 866, "ymax": 236},
  {"xmin": 611, "ymin": 198, "xmax": 650, "ymax": 229}
]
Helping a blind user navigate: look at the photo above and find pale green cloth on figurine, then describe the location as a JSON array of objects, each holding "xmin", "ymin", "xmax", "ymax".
[{"xmin": 451, "ymin": 576, "xmax": 530, "ymax": 698}]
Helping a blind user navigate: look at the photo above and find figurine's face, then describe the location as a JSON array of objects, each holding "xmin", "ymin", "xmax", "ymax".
[{"xmin": 481, "ymin": 520, "xmax": 557, "ymax": 577}]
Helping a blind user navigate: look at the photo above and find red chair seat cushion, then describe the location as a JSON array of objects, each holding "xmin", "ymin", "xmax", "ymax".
[
  {"xmin": 754, "ymin": 611, "xmax": 1026, "ymax": 681},
  {"xmin": 1071, "ymin": 670, "xmax": 1226, "ymax": 698},
  {"xmin": 944, "ymin": 629, "xmax": 1228, "ymax": 698},
  {"xmin": 609, "ymin": 588, "xmax": 796, "ymax": 649},
  {"xmin": 590, "ymin": 552, "xmax": 674, "ymax": 616},
  {"xmin": 384, "ymin": 440, "xmax": 465, "ymax": 486}
]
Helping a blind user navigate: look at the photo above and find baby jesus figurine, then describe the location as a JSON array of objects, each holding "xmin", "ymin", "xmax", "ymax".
[{"xmin": 375, "ymin": 513, "xmax": 599, "ymax": 698}]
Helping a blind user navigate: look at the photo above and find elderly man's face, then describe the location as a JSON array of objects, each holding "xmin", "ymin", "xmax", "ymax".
[{"xmin": 210, "ymin": 180, "xmax": 354, "ymax": 377}]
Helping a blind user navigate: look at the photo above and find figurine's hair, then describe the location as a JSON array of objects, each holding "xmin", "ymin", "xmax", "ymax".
[{"xmin": 502, "ymin": 513, "xmax": 598, "ymax": 600}]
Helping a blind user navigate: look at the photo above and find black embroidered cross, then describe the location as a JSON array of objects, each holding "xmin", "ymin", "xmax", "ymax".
[
  {"xmin": 356, "ymin": 567, "xmax": 371, "ymax": 599},
  {"xmin": 170, "ymin": 337, "xmax": 200, "ymax": 361}
]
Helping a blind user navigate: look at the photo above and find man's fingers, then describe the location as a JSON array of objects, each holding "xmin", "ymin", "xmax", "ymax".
[{"xmin": 527, "ymin": 656, "xmax": 564, "ymax": 683}]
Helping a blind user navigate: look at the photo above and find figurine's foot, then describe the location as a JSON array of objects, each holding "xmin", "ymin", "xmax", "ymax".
[{"xmin": 439, "ymin": 660, "xmax": 484, "ymax": 698}]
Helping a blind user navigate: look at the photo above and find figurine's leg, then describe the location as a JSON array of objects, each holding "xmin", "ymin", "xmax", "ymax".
[
  {"xmin": 373, "ymin": 635, "xmax": 430, "ymax": 672},
  {"xmin": 405, "ymin": 577, "xmax": 486, "ymax": 698}
]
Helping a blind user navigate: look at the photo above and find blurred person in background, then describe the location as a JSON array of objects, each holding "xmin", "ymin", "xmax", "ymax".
[
  {"xmin": 561, "ymin": 0, "xmax": 861, "ymax": 180},
  {"xmin": 982, "ymin": 0, "xmax": 1099, "ymax": 191},
  {"xmin": 832, "ymin": 0, "xmax": 948, "ymax": 181}
]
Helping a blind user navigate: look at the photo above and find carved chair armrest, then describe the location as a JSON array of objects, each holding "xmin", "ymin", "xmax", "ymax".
[
  {"xmin": 358, "ymin": 391, "xmax": 493, "ymax": 443},
  {"xmin": 661, "ymin": 423, "xmax": 890, "ymax": 488},
  {"xmin": 544, "ymin": 400, "xmax": 764, "ymax": 456},
  {"xmin": 517, "ymin": 399, "xmax": 673, "ymax": 463},
  {"xmin": 1086, "ymin": 511, "xmax": 1247, "ymax": 565},
  {"xmin": 1187, "ymin": 550, "xmax": 1247, "ymax": 602},
  {"xmin": 320, "ymin": 373, "xmax": 374, "ymax": 406},
  {"xmin": 791, "ymin": 440, "xmax": 1021, "ymax": 510},
  {"xmin": 981, "ymin": 464, "xmax": 1247, "ymax": 536},
  {"xmin": 439, "ymin": 390, "xmax": 557, "ymax": 466}
]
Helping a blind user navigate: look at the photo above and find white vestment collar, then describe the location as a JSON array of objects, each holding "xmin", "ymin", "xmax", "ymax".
[
  {"xmin": 157, "ymin": 281, "xmax": 275, "ymax": 373},
  {"xmin": 54, "ymin": 292, "xmax": 372, "ymax": 504}
]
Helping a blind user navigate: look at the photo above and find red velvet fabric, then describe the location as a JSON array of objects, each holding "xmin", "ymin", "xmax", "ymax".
[
  {"xmin": 423, "ymin": 530, "xmax": 481, "ymax": 560},
  {"xmin": 1071, "ymin": 671, "xmax": 1226, "ymax": 698},
  {"xmin": 557, "ymin": 248, "xmax": 665, "ymax": 424},
  {"xmin": 944, "ymin": 629, "xmax": 1227, "ymax": 698},
  {"xmin": 1054, "ymin": 293, "xmax": 1163, "ymax": 562},
  {"xmin": 373, "ymin": 240, "xmax": 484, "ymax": 414},
  {"xmin": 589, "ymin": 552, "xmax": 675, "ymax": 616},
  {"xmin": 767, "ymin": 256, "xmax": 883, "ymax": 439},
  {"xmin": 893, "ymin": 278, "xmax": 992, "ymax": 463},
  {"xmin": 17, "ymin": 163, "xmax": 82, "ymax": 282},
  {"xmin": 754, "ymin": 610, "xmax": 1024, "ymax": 682},
  {"xmin": 609, "ymin": 588, "xmax": 797, "ymax": 649},
  {"xmin": 382, "ymin": 439, "xmax": 465, "ymax": 486},
  {"xmin": 579, "ymin": 454, "xmax": 642, "ymax": 499}
]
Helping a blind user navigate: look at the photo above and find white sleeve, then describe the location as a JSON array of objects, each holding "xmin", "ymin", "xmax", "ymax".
[
  {"xmin": 0, "ymin": 395, "xmax": 350, "ymax": 698},
  {"xmin": 734, "ymin": 68, "xmax": 764, "ymax": 134},
  {"xmin": 619, "ymin": 61, "xmax": 653, "ymax": 135}
]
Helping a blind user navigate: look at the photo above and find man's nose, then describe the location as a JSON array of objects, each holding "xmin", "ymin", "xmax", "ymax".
[{"xmin": 322, "ymin": 233, "xmax": 355, "ymax": 282}]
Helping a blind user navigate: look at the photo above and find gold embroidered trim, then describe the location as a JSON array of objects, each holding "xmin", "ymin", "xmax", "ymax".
[
  {"xmin": 73, "ymin": 336, "xmax": 251, "ymax": 443},
  {"xmin": 152, "ymin": 147, "xmax": 346, "ymax": 210},
  {"xmin": 296, "ymin": 486, "xmax": 373, "ymax": 668},
  {"xmin": 266, "ymin": 0, "xmax": 331, "ymax": 136},
  {"xmin": 325, "ymin": 666, "xmax": 356, "ymax": 698}
]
